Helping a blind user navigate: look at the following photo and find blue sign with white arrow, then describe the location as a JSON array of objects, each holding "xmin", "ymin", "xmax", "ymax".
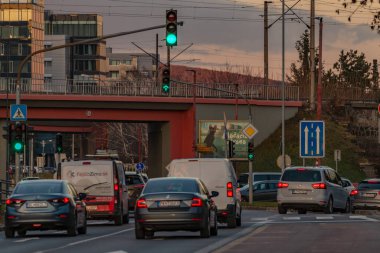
[
  {"xmin": 299, "ymin": 120, "xmax": 325, "ymax": 158},
  {"xmin": 10, "ymin": 104, "xmax": 27, "ymax": 121},
  {"xmin": 135, "ymin": 162, "xmax": 145, "ymax": 172}
]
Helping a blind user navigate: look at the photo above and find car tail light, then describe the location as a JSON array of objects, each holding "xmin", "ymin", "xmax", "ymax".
[
  {"xmin": 191, "ymin": 197, "xmax": 202, "ymax": 207},
  {"xmin": 297, "ymin": 168, "xmax": 306, "ymax": 171},
  {"xmin": 350, "ymin": 189, "xmax": 358, "ymax": 196},
  {"xmin": 50, "ymin": 198, "xmax": 70, "ymax": 204},
  {"xmin": 114, "ymin": 184, "xmax": 119, "ymax": 191},
  {"xmin": 6, "ymin": 199, "xmax": 25, "ymax": 206},
  {"xmin": 277, "ymin": 182, "xmax": 289, "ymax": 188},
  {"xmin": 312, "ymin": 183, "xmax": 326, "ymax": 189},
  {"xmin": 136, "ymin": 198, "xmax": 147, "ymax": 208},
  {"xmin": 227, "ymin": 182, "xmax": 233, "ymax": 197}
]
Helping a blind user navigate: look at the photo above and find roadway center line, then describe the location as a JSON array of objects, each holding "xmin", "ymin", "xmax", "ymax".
[
  {"xmin": 14, "ymin": 237, "xmax": 40, "ymax": 243},
  {"xmin": 32, "ymin": 228, "xmax": 135, "ymax": 253},
  {"xmin": 282, "ymin": 217, "xmax": 301, "ymax": 220},
  {"xmin": 316, "ymin": 216, "xmax": 334, "ymax": 220},
  {"xmin": 250, "ymin": 218, "xmax": 269, "ymax": 221}
]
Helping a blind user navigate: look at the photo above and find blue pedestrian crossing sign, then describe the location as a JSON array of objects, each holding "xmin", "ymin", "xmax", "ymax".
[
  {"xmin": 10, "ymin": 104, "xmax": 27, "ymax": 121},
  {"xmin": 135, "ymin": 162, "xmax": 145, "ymax": 172},
  {"xmin": 299, "ymin": 120, "xmax": 325, "ymax": 158}
]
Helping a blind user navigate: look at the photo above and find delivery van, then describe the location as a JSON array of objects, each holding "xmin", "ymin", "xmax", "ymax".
[
  {"xmin": 57, "ymin": 160, "xmax": 129, "ymax": 225},
  {"xmin": 166, "ymin": 158, "xmax": 242, "ymax": 228}
]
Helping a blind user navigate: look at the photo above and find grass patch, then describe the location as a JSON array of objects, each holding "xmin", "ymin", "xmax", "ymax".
[{"xmin": 235, "ymin": 110, "xmax": 366, "ymax": 183}]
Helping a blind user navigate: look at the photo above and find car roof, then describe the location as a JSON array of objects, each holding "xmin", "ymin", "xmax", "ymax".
[
  {"xmin": 18, "ymin": 179, "xmax": 65, "ymax": 184},
  {"xmin": 241, "ymin": 172, "xmax": 281, "ymax": 175},
  {"xmin": 150, "ymin": 177, "xmax": 199, "ymax": 182},
  {"xmin": 284, "ymin": 166, "xmax": 332, "ymax": 171}
]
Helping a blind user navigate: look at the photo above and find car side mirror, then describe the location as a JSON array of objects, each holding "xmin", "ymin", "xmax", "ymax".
[
  {"xmin": 78, "ymin": 192, "xmax": 87, "ymax": 200},
  {"xmin": 210, "ymin": 191, "xmax": 219, "ymax": 198}
]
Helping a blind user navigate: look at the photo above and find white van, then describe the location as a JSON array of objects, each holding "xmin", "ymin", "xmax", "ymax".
[
  {"xmin": 166, "ymin": 158, "xmax": 242, "ymax": 228},
  {"xmin": 57, "ymin": 160, "xmax": 129, "ymax": 225}
]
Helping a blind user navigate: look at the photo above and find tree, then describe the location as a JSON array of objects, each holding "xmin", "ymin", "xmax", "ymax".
[
  {"xmin": 332, "ymin": 49, "xmax": 371, "ymax": 89},
  {"xmin": 287, "ymin": 30, "xmax": 310, "ymax": 88},
  {"xmin": 371, "ymin": 59, "xmax": 379, "ymax": 89}
]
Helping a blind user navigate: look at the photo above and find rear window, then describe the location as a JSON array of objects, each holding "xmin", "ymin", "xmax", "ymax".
[
  {"xmin": 14, "ymin": 182, "xmax": 63, "ymax": 194},
  {"xmin": 143, "ymin": 179, "xmax": 199, "ymax": 194},
  {"xmin": 126, "ymin": 175, "xmax": 144, "ymax": 185},
  {"xmin": 358, "ymin": 181, "xmax": 380, "ymax": 190},
  {"xmin": 281, "ymin": 169, "xmax": 322, "ymax": 182}
]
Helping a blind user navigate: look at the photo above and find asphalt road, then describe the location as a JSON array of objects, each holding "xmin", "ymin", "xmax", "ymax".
[
  {"xmin": 3, "ymin": 210, "xmax": 379, "ymax": 253},
  {"xmin": 0, "ymin": 210, "xmax": 275, "ymax": 253}
]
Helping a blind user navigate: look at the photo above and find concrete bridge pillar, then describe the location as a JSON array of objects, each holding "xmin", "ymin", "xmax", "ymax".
[{"xmin": 148, "ymin": 122, "xmax": 171, "ymax": 178}]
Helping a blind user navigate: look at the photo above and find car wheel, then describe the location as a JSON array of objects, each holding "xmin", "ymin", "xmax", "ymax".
[
  {"xmin": 67, "ymin": 217, "xmax": 78, "ymax": 236},
  {"xmin": 17, "ymin": 230, "xmax": 27, "ymax": 237},
  {"xmin": 5, "ymin": 228, "xmax": 15, "ymax": 238},
  {"xmin": 145, "ymin": 230, "xmax": 154, "ymax": 239},
  {"xmin": 278, "ymin": 205, "xmax": 287, "ymax": 214},
  {"xmin": 78, "ymin": 217, "xmax": 87, "ymax": 235},
  {"xmin": 236, "ymin": 208, "xmax": 242, "ymax": 227},
  {"xmin": 210, "ymin": 211, "xmax": 218, "ymax": 236},
  {"xmin": 227, "ymin": 209, "xmax": 237, "ymax": 228},
  {"xmin": 298, "ymin": 209, "xmax": 307, "ymax": 214},
  {"xmin": 123, "ymin": 209, "xmax": 129, "ymax": 224},
  {"xmin": 324, "ymin": 197, "xmax": 333, "ymax": 214},
  {"xmin": 135, "ymin": 222, "xmax": 145, "ymax": 239},
  {"xmin": 114, "ymin": 211, "xmax": 123, "ymax": 226},
  {"xmin": 200, "ymin": 216, "xmax": 211, "ymax": 238},
  {"xmin": 341, "ymin": 199, "xmax": 351, "ymax": 214}
]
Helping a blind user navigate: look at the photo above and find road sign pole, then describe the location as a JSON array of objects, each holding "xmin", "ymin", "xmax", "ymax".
[{"xmin": 248, "ymin": 158, "xmax": 253, "ymax": 204}]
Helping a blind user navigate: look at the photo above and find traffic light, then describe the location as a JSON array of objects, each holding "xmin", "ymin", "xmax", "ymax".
[
  {"xmin": 162, "ymin": 67, "xmax": 170, "ymax": 93},
  {"xmin": 228, "ymin": 140, "xmax": 236, "ymax": 158},
  {"xmin": 56, "ymin": 133, "xmax": 63, "ymax": 153},
  {"xmin": 166, "ymin": 9, "xmax": 177, "ymax": 46},
  {"xmin": 13, "ymin": 123, "xmax": 24, "ymax": 152},
  {"xmin": 248, "ymin": 141, "xmax": 254, "ymax": 161}
]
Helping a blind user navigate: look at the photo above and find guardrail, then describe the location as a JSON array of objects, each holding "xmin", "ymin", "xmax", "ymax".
[{"xmin": 0, "ymin": 78, "xmax": 300, "ymax": 101}]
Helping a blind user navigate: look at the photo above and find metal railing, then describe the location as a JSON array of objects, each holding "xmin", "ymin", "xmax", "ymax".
[{"xmin": 0, "ymin": 78, "xmax": 300, "ymax": 101}]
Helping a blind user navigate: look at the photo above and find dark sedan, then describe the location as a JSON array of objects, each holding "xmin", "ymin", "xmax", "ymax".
[
  {"xmin": 352, "ymin": 178, "xmax": 380, "ymax": 211},
  {"xmin": 125, "ymin": 172, "xmax": 146, "ymax": 211},
  {"xmin": 240, "ymin": 180, "xmax": 279, "ymax": 202},
  {"xmin": 4, "ymin": 180, "xmax": 87, "ymax": 238},
  {"xmin": 134, "ymin": 177, "xmax": 218, "ymax": 239}
]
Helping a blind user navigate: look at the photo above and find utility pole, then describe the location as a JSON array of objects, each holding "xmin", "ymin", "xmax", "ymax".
[
  {"xmin": 310, "ymin": 0, "xmax": 316, "ymax": 111},
  {"xmin": 167, "ymin": 46, "xmax": 170, "ymax": 70},
  {"xmin": 264, "ymin": 1, "xmax": 272, "ymax": 86},
  {"xmin": 156, "ymin": 33, "xmax": 159, "ymax": 86},
  {"xmin": 317, "ymin": 17, "xmax": 323, "ymax": 121}
]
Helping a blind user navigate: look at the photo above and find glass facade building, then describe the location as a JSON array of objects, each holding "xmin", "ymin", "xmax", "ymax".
[{"xmin": 0, "ymin": 0, "xmax": 45, "ymax": 88}]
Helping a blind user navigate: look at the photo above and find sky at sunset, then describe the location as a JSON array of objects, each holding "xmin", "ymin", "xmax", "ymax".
[{"xmin": 45, "ymin": 0, "xmax": 380, "ymax": 78}]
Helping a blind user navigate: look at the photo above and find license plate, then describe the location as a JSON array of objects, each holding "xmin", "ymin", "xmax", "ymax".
[
  {"xmin": 27, "ymin": 202, "xmax": 48, "ymax": 208},
  {"xmin": 158, "ymin": 201, "xmax": 180, "ymax": 207},
  {"xmin": 363, "ymin": 193, "xmax": 376, "ymax": 198},
  {"xmin": 292, "ymin": 190, "xmax": 307, "ymax": 194},
  {"xmin": 86, "ymin": 205, "xmax": 97, "ymax": 211}
]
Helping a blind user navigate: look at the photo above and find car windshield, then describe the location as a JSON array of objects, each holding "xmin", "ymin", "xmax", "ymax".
[
  {"xmin": 281, "ymin": 169, "xmax": 321, "ymax": 182},
  {"xmin": 126, "ymin": 175, "xmax": 144, "ymax": 185},
  {"xmin": 14, "ymin": 182, "xmax": 63, "ymax": 194},
  {"xmin": 358, "ymin": 181, "xmax": 380, "ymax": 190},
  {"xmin": 143, "ymin": 179, "xmax": 199, "ymax": 194}
]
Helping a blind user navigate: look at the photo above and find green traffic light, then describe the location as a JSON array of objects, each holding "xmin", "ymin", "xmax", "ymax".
[
  {"xmin": 248, "ymin": 153, "xmax": 254, "ymax": 161},
  {"xmin": 162, "ymin": 84, "xmax": 170, "ymax": 93},
  {"xmin": 166, "ymin": 34, "xmax": 177, "ymax": 45},
  {"xmin": 14, "ymin": 142, "xmax": 23, "ymax": 151}
]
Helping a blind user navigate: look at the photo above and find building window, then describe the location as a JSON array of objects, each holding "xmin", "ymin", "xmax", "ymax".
[
  {"xmin": 44, "ymin": 61, "xmax": 52, "ymax": 68},
  {"xmin": 18, "ymin": 44, "xmax": 23, "ymax": 56},
  {"xmin": 0, "ymin": 43, "xmax": 4, "ymax": 55},
  {"xmin": 122, "ymin": 60, "xmax": 131, "ymax": 65},
  {"xmin": 9, "ymin": 61, "xmax": 13, "ymax": 73},
  {"xmin": 110, "ymin": 71, "xmax": 119, "ymax": 78},
  {"xmin": 109, "ymin": 59, "xmax": 120, "ymax": 66}
]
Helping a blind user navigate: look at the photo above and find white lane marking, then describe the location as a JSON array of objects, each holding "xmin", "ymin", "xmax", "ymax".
[
  {"xmin": 247, "ymin": 219, "xmax": 378, "ymax": 224},
  {"xmin": 88, "ymin": 221, "xmax": 110, "ymax": 225},
  {"xmin": 32, "ymin": 228, "xmax": 135, "ymax": 253},
  {"xmin": 282, "ymin": 217, "xmax": 301, "ymax": 220},
  {"xmin": 53, "ymin": 231, "xmax": 66, "ymax": 234},
  {"xmin": 316, "ymin": 216, "xmax": 334, "ymax": 220},
  {"xmin": 250, "ymin": 218, "xmax": 269, "ymax": 221},
  {"xmin": 14, "ymin": 237, "xmax": 39, "ymax": 243},
  {"xmin": 104, "ymin": 251, "xmax": 128, "ymax": 253},
  {"xmin": 349, "ymin": 215, "xmax": 367, "ymax": 219}
]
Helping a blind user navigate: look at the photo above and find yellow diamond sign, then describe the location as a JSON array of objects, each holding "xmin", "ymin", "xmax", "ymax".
[{"xmin": 242, "ymin": 124, "xmax": 258, "ymax": 140}]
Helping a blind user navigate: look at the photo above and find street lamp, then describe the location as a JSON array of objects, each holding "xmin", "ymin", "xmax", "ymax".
[{"xmin": 186, "ymin": 69, "xmax": 197, "ymax": 156}]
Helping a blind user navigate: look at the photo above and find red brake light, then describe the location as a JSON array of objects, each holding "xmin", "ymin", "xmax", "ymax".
[
  {"xmin": 312, "ymin": 183, "xmax": 326, "ymax": 189},
  {"xmin": 6, "ymin": 199, "xmax": 25, "ymax": 205},
  {"xmin": 297, "ymin": 168, "xmax": 306, "ymax": 171},
  {"xmin": 277, "ymin": 182, "xmax": 289, "ymax": 188},
  {"xmin": 227, "ymin": 182, "xmax": 233, "ymax": 189},
  {"xmin": 5, "ymin": 199, "xmax": 11, "ymax": 205},
  {"xmin": 191, "ymin": 197, "xmax": 202, "ymax": 207},
  {"xmin": 63, "ymin": 197, "xmax": 70, "ymax": 204},
  {"xmin": 49, "ymin": 198, "xmax": 70, "ymax": 204},
  {"xmin": 137, "ymin": 198, "xmax": 147, "ymax": 208},
  {"xmin": 114, "ymin": 184, "xmax": 119, "ymax": 191},
  {"xmin": 350, "ymin": 189, "xmax": 358, "ymax": 196},
  {"xmin": 226, "ymin": 182, "xmax": 233, "ymax": 197}
]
